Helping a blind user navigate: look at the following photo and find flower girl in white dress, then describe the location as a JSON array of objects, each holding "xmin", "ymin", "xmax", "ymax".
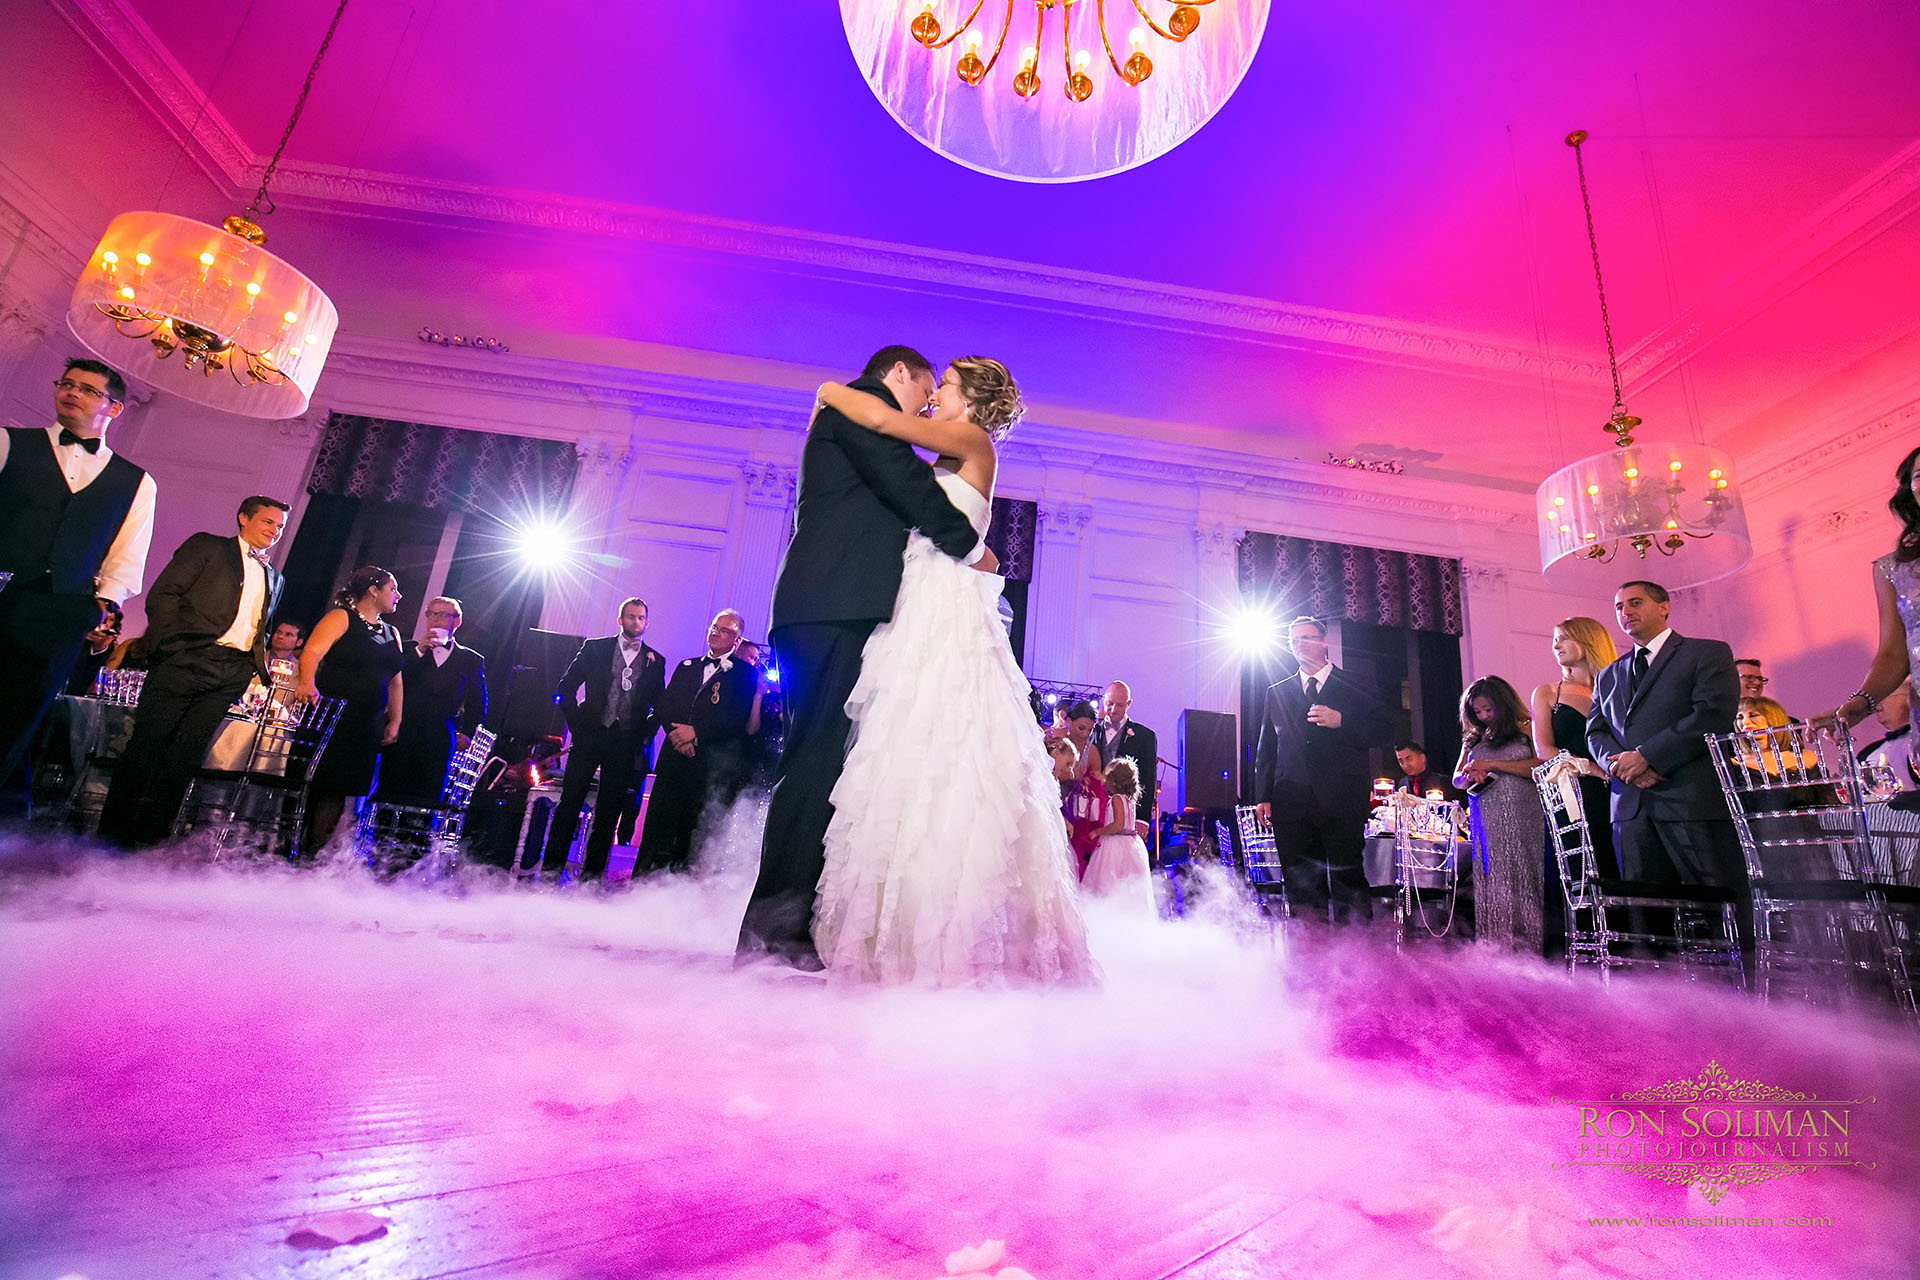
[{"xmin": 1081, "ymin": 758, "xmax": 1157, "ymax": 916}]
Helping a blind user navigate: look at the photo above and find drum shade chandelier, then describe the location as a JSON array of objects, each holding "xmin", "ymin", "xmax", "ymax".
[
  {"xmin": 1535, "ymin": 129, "xmax": 1751, "ymax": 590},
  {"xmin": 842, "ymin": 0, "xmax": 1269, "ymax": 182},
  {"xmin": 67, "ymin": 0, "xmax": 350, "ymax": 419}
]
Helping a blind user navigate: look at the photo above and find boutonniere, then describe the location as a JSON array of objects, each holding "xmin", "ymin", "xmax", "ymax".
[{"xmin": 717, "ymin": 656, "xmax": 733, "ymax": 674}]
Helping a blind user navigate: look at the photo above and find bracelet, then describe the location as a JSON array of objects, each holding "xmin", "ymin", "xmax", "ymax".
[{"xmin": 1850, "ymin": 689, "xmax": 1880, "ymax": 714}]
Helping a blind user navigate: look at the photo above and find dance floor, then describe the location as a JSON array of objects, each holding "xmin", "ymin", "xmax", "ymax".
[{"xmin": 2, "ymin": 838, "xmax": 1916, "ymax": 1280}]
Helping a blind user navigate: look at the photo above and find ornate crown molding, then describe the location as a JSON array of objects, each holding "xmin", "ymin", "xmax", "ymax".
[
  {"xmin": 54, "ymin": 0, "xmax": 1599, "ymax": 392},
  {"xmin": 48, "ymin": 0, "xmax": 253, "ymax": 187},
  {"xmin": 1621, "ymin": 139, "xmax": 1920, "ymax": 392},
  {"xmin": 274, "ymin": 162, "xmax": 1609, "ymax": 388},
  {"xmin": 1739, "ymin": 393, "xmax": 1920, "ymax": 500}
]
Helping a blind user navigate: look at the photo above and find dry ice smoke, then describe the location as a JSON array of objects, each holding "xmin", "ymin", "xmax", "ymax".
[{"xmin": 1, "ymin": 823, "xmax": 1916, "ymax": 1278}]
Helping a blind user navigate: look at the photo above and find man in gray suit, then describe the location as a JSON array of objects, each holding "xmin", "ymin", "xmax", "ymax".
[{"xmin": 1586, "ymin": 579, "xmax": 1750, "ymax": 968}]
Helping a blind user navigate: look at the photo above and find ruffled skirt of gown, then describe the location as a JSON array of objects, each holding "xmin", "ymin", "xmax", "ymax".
[{"xmin": 814, "ymin": 533, "xmax": 1096, "ymax": 987}]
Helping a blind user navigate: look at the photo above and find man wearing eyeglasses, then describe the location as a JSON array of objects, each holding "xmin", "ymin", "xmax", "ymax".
[
  {"xmin": 0, "ymin": 359, "xmax": 156, "ymax": 800},
  {"xmin": 542, "ymin": 597, "xmax": 665, "ymax": 885},
  {"xmin": 633, "ymin": 609, "xmax": 760, "ymax": 877},
  {"xmin": 375, "ymin": 596, "xmax": 488, "ymax": 806}
]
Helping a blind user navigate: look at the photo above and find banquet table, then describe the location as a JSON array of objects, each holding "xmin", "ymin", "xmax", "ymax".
[{"xmin": 51, "ymin": 695, "xmax": 292, "ymax": 827}]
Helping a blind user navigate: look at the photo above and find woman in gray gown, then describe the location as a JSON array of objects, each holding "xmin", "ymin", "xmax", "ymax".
[{"xmin": 1454, "ymin": 675, "xmax": 1546, "ymax": 955}]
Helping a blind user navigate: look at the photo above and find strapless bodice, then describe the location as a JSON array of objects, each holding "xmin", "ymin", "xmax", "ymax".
[{"xmin": 936, "ymin": 469, "xmax": 991, "ymax": 536}]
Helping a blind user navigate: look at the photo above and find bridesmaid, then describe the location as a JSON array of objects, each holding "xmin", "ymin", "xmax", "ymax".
[
  {"xmin": 294, "ymin": 566, "xmax": 407, "ymax": 859},
  {"xmin": 1529, "ymin": 617, "xmax": 1620, "ymax": 958},
  {"xmin": 1455, "ymin": 676, "xmax": 1546, "ymax": 956}
]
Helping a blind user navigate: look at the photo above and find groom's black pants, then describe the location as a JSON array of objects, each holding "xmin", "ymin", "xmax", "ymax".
[{"xmin": 737, "ymin": 620, "xmax": 874, "ymax": 963}]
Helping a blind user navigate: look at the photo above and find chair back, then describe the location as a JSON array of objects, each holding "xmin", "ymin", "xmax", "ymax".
[
  {"xmin": 1234, "ymin": 805, "xmax": 1280, "ymax": 880},
  {"xmin": 248, "ymin": 695, "xmax": 346, "ymax": 786},
  {"xmin": 439, "ymin": 725, "xmax": 497, "ymax": 810},
  {"xmin": 1390, "ymin": 794, "xmax": 1461, "ymax": 881},
  {"xmin": 1705, "ymin": 723, "xmax": 1870, "ymax": 884},
  {"xmin": 1534, "ymin": 753, "xmax": 1601, "ymax": 900}
]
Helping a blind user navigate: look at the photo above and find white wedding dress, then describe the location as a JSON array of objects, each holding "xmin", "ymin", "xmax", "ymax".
[{"xmin": 814, "ymin": 469, "xmax": 1095, "ymax": 986}]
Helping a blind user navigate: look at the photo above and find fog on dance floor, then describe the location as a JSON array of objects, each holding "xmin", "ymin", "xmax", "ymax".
[{"xmin": 2, "ymin": 804, "xmax": 1916, "ymax": 1278}]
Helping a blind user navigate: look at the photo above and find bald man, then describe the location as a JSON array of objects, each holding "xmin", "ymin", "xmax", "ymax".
[
  {"xmin": 634, "ymin": 609, "xmax": 760, "ymax": 875},
  {"xmin": 1097, "ymin": 681, "xmax": 1158, "ymax": 840}
]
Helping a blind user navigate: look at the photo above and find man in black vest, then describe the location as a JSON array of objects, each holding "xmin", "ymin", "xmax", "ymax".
[
  {"xmin": 0, "ymin": 359, "xmax": 156, "ymax": 799},
  {"xmin": 376, "ymin": 596, "xmax": 488, "ymax": 805},
  {"xmin": 96, "ymin": 497, "xmax": 288, "ymax": 847},
  {"xmin": 635, "ymin": 609, "xmax": 760, "ymax": 876},
  {"xmin": 1253, "ymin": 616, "xmax": 1389, "ymax": 925},
  {"xmin": 542, "ymin": 597, "xmax": 665, "ymax": 884},
  {"xmin": 737, "ymin": 346, "xmax": 989, "ymax": 967},
  {"xmin": 1096, "ymin": 681, "xmax": 1158, "ymax": 838}
]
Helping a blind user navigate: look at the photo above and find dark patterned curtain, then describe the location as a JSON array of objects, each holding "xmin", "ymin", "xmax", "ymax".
[
  {"xmin": 986, "ymin": 497, "xmax": 1036, "ymax": 583},
  {"xmin": 1236, "ymin": 532, "xmax": 1462, "ymax": 634},
  {"xmin": 307, "ymin": 414, "xmax": 579, "ymax": 514}
]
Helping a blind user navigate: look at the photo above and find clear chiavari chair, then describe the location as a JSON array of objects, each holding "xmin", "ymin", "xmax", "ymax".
[
  {"xmin": 356, "ymin": 725, "xmax": 499, "ymax": 879},
  {"xmin": 1532, "ymin": 752, "xmax": 1742, "ymax": 984},
  {"xmin": 1706, "ymin": 723, "xmax": 1918, "ymax": 1019}
]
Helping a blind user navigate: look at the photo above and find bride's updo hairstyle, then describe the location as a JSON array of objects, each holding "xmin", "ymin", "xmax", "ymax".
[{"xmin": 950, "ymin": 356, "xmax": 1024, "ymax": 441}]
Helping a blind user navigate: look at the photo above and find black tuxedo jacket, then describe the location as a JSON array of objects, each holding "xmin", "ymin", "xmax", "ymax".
[
  {"xmin": 1099, "ymin": 720, "xmax": 1159, "ymax": 815},
  {"xmin": 1586, "ymin": 631, "xmax": 1739, "ymax": 822},
  {"xmin": 143, "ymin": 532, "xmax": 284, "ymax": 680},
  {"xmin": 397, "ymin": 639, "xmax": 488, "ymax": 741},
  {"xmin": 1253, "ymin": 666, "xmax": 1388, "ymax": 817},
  {"xmin": 768, "ymin": 375, "xmax": 980, "ymax": 632},
  {"xmin": 556, "ymin": 635, "xmax": 666, "ymax": 747},
  {"xmin": 657, "ymin": 653, "xmax": 758, "ymax": 758}
]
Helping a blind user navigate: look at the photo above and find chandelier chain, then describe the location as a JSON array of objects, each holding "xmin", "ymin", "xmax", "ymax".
[
  {"xmin": 1567, "ymin": 131, "xmax": 1626, "ymax": 417},
  {"xmin": 244, "ymin": 0, "xmax": 352, "ymax": 222}
]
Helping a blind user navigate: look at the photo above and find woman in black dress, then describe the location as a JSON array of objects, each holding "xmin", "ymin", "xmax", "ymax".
[
  {"xmin": 294, "ymin": 566, "xmax": 407, "ymax": 857},
  {"xmin": 1529, "ymin": 617, "xmax": 1619, "ymax": 955}
]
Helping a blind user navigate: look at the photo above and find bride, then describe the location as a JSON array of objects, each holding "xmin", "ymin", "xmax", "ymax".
[{"xmin": 810, "ymin": 359, "xmax": 1095, "ymax": 986}]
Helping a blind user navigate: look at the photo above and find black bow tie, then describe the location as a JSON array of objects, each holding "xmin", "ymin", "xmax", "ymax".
[{"xmin": 58, "ymin": 429, "xmax": 101, "ymax": 454}]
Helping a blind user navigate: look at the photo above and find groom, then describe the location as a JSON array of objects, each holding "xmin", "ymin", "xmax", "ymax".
[{"xmin": 737, "ymin": 346, "xmax": 991, "ymax": 967}]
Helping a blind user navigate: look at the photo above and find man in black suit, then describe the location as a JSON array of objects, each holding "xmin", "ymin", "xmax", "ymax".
[
  {"xmin": 543, "ymin": 597, "xmax": 665, "ymax": 884},
  {"xmin": 635, "ymin": 609, "xmax": 760, "ymax": 875},
  {"xmin": 1097, "ymin": 681, "xmax": 1158, "ymax": 837},
  {"xmin": 1394, "ymin": 742, "xmax": 1461, "ymax": 801},
  {"xmin": 1585, "ymin": 579, "xmax": 1749, "ymax": 963},
  {"xmin": 377, "ymin": 596, "xmax": 488, "ymax": 804},
  {"xmin": 1253, "ymin": 615, "xmax": 1388, "ymax": 924},
  {"xmin": 0, "ymin": 359, "xmax": 156, "ymax": 800},
  {"xmin": 96, "ymin": 496, "xmax": 287, "ymax": 848},
  {"xmin": 737, "ymin": 346, "xmax": 990, "ymax": 966}
]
